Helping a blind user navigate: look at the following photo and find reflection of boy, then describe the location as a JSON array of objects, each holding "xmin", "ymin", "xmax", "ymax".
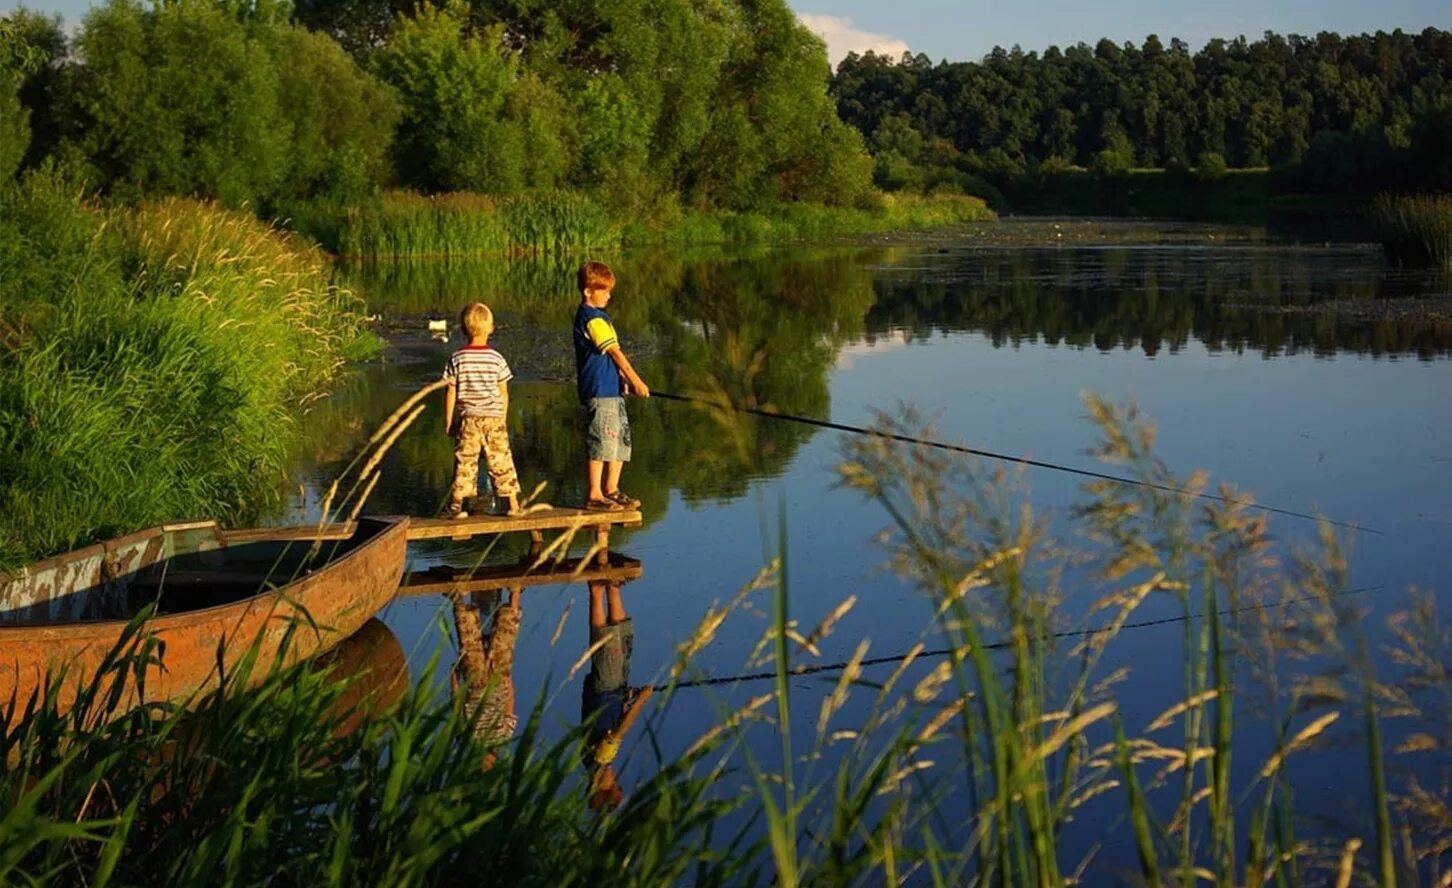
[
  {"xmin": 443, "ymin": 302, "xmax": 521, "ymax": 520},
  {"xmin": 573, "ymin": 261, "xmax": 649, "ymax": 512},
  {"xmin": 452, "ymin": 587, "xmax": 522, "ymax": 771},
  {"xmin": 581, "ymin": 580, "xmax": 653, "ymax": 810}
]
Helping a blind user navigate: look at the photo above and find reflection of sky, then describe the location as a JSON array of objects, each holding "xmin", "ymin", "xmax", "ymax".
[{"xmin": 312, "ymin": 240, "xmax": 1449, "ymax": 875}]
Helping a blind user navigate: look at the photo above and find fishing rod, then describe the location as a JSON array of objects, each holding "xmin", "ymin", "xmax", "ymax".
[
  {"xmin": 654, "ymin": 583, "xmax": 1383, "ymax": 691},
  {"xmin": 651, "ymin": 390, "xmax": 1380, "ymax": 536}
]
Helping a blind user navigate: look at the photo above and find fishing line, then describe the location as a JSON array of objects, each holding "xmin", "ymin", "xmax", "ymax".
[
  {"xmin": 654, "ymin": 583, "xmax": 1383, "ymax": 691},
  {"xmin": 651, "ymin": 390, "xmax": 1380, "ymax": 535}
]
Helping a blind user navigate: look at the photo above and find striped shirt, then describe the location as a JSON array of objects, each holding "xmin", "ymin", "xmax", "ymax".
[{"xmin": 443, "ymin": 345, "xmax": 513, "ymax": 417}]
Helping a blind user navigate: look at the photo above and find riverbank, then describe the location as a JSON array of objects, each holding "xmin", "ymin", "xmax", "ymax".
[
  {"xmin": 284, "ymin": 190, "xmax": 995, "ymax": 259},
  {"xmin": 0, "ymin": 174, "xmax": 379, "ymax": 568}
]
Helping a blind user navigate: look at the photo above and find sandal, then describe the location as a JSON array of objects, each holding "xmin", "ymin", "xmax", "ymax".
[
  {"xmin": 584, "ymin": 497, "xmax": 624, "ymax": 512},
  {"xmin": 605, "ymin": 490, "xmax": 641, "ymax": 509}
]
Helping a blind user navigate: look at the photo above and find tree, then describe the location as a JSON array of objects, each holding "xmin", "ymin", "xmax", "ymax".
[
  {"xmin": 269, "ymin": 25, "xmax": 400, "ymax": 200},
  {"xmin": 66, "ymin": 0, "xmax": 290, "ymax": 206},
  {"xmin": 371, "ymin": 5, "xmax": 523, "ymax": 193}
]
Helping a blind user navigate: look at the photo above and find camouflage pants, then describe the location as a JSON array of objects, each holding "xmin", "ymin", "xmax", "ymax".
[{"xmin": 451, "ymin": 415, "xmax": 521, "ymax": 507}]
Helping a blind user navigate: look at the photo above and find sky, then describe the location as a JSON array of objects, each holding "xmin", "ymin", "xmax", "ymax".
[
  {"xmin": 5, "ymin": 0, "xmax": 1450, "ymax": 66},
  {"xmin": 789, "ymin": 0, "xmax": 1452, "ymax": 66}
]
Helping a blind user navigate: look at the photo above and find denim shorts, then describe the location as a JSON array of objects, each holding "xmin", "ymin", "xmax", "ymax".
[{"xmin": 584, "ymin": 397, "xmax": 631, "ymax": 462}]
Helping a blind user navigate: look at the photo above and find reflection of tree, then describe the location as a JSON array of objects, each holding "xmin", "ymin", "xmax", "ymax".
[
  {"xmin": 296, "ymin": 248, "xmax": 884, "ymax": 529},
  {"xmin": 866, "ymin": 247, "xmax": 1452, "ymax": 359},
  {"xmin": 642, "ymin": 249, "xmax": 879, "ymax": 501}
]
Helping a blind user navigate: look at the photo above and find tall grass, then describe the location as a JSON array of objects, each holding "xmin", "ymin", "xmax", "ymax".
[
  {"xmin": 1369, "ymin": 192, "xmax": 1452, "ymax": 269},
  {"xmin": 2, "ymin": 396, "xmax": 1445, "ymax": 884},
  {"xmin": 0, "ymin": 176, "xmax": 379, "ymax": 568},
  {"xmin": 292, "ymin": 190, "xmax": 620, "ymax": 258},
  {"xmin": 286, "ymin": 190, "xmax": 994, "ymax": 259},
  {"xmin": 627, "ymin": 193, "xmax": 995, "ymax": 247}
]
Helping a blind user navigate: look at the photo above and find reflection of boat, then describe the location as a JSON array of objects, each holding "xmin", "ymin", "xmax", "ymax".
[
  {"xmin": 0, "ymin": 518, "xmax": 408, "ymax": 716},
  {"xmin": 311, "ymin": 616, "xmax": 409, "ymax": 736}
]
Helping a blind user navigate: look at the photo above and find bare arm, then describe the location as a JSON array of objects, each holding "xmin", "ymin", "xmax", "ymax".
[
  {"xmin": 444, "ymin": 381, "xmax": 457, "ymax": 434},
  {"xmin": 614, "ymin": 685, "xmax": 655, "ymax": 739},
  {"xmin": 605, "ymin": 346, "xmax": 649, "ymax": 398},
  {"xmin": 498, "ymin": 380, "xmax": 509, "ymax": 417}
]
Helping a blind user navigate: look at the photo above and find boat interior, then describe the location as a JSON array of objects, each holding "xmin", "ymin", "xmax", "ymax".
[{"xmin": 0, "ymin": 522, "xmax": 389, "ymax": 626}]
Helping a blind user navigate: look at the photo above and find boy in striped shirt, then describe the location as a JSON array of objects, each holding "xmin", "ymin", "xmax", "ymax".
[{"xmin": 443, "ymin": 303, "xmax": 521, "ymax": 519}]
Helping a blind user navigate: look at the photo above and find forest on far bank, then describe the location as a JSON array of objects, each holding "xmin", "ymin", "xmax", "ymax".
[
  {"xmin": 2, "ymin": 4, "xmax": 1449, "ymax": 225},
  {"xmin": 831, "ymin": 28, "xmax": 1452, "ymax": 209}
]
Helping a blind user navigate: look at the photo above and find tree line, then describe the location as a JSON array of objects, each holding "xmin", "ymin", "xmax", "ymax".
[
  {"xmin": 831, "ymin": 28, "xmax": 1452, "ymax": 197},
  {"xmin": 0, "ymin": 0, "xmax": 876, "ymax": 216}
]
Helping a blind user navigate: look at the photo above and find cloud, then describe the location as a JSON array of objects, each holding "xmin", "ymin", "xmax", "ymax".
[{"xmin": 796, "ymin": 13, "xmax": 910, "ymax": 68}]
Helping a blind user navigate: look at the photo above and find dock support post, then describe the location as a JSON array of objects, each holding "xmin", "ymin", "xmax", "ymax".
[
  {"xmin": 528, "ymin": 530, "xmax": 544, "ymax": 558},
  {"xmin": 595, "ymin": 527, "xmax": 610, "ymax": 567}
]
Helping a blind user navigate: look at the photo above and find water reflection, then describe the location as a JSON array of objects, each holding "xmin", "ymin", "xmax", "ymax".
[
  {"xmin": 451, "ymin": 586, "xmax": 521, "ymax": 772},
  {"xmin": 431, "ymin": 555, "xmax": 653, "ymax": 806},
  {"xmin": 581, "ymin": 579, "xmax": 652, "ymax": 811},
  {"xmin": 291, "ymin": 236, "xmax": 1449, "ymax": 555},
  {"xmin": 866, "ymin": 243, "xmax": 1452, "ymax": 359}
]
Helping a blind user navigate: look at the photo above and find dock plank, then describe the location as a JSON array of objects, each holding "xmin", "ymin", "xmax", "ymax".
[
  {"xmin": 399, "ymin": 554, "xmax": 643, "ymax": 596},
  {"xmin": 217, "ymin": 508, "xmax": 642, "ymax": 545},
  {"xmin": 405, "ymin": 507, "xmax": 642, "ymax": 541}
]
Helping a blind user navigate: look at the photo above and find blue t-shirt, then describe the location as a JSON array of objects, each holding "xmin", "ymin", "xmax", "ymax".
[{"xmin": 573, "ymin": 304, "xmax": 623, "ymax": 402}]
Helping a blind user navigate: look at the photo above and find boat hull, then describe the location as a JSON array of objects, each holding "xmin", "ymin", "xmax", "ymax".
[{"xmin": 0, "ymin": 518, "xmax": 408, "ymax": 717}]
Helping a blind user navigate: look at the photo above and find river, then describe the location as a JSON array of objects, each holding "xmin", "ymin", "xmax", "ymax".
[{"xmin": 287, "ymin": 219, "xmax": 1451, "ymax": 872}]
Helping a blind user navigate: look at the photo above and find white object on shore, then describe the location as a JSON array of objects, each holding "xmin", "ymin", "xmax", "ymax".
[{"xmin": 427, "ymin": 319, "xmax": 448, "ymax": 333}]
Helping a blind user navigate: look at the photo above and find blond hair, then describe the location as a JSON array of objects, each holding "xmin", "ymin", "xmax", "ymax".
[
  {"xmin": 578, "ymin": 261, "xmax": 615, "ymax": 296},
  {"xmin": 460, "ymin": 302, "xmax": 493, "ymax": 338}
]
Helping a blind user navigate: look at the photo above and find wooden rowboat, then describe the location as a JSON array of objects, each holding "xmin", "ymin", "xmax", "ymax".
[{"xmin": 0, "ymin": 517, "xmax": 408, "ymax": 717}]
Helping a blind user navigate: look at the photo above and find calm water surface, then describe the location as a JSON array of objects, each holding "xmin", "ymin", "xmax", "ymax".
[{"xmin": 288, "ymin": 221, "xmax": 1451, "ymax": 870}]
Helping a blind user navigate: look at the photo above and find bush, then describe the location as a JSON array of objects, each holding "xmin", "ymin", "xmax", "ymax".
[
  {"xmin": 1090, "ymin": 146, "xmax": 1133, "ymax": 178},
  {"xmin": 1194, "ymin": 151, "xmax": 1229, "ymax": 182}
]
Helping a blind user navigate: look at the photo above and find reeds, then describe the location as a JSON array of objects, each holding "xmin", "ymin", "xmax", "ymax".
[
  {"xmin": 0, "ymin": 183, "xmax": 379, "ymax": 569},
  {"xmin": 1369, "ymin": 192, "xmax": 1452, "ymax": 269},
  {"xmin": 289, "ymin": 190, "xmax": 994, "ymax": 258}
]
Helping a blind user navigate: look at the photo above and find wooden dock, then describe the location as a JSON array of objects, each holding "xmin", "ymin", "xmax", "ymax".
[
  {"xmin": 399, "ymin": 553, "xmax": 643, "ymax": 597},
  {"xmin": 405, "ymin": 506, "xmax": 642, "ymax": 541},
  {"xmin": 220, "ymin": 507, "xmax": 643, "ymax": 565}
]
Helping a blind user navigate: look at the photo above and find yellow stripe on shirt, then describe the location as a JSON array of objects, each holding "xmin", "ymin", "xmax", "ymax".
[{"xmin": 586, "ymin": 317, "xmax": 618, "ymax": 353}]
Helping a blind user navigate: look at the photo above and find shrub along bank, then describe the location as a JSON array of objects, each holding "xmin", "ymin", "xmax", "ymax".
[
  {"xmin": 289, "ymin": 190, "xmax": 995, "ymax": 259},
  {"xmin": 0, "ymin": 173, "xmax": 378, "ymax": 568}
]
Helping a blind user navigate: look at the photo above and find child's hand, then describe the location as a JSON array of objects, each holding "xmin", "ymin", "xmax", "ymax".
[{"xmin": 634, "ymin": 381, "xmax": 651, "ymax": 398}]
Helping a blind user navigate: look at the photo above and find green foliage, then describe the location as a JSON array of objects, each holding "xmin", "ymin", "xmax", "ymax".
[
  {"xmin": 0, "ymin": 176, "xmax": 376, "ymax": 567},
  {"xmin": 269, "ymin": 26, "xmax": 400, "ymax": 203},
  {"xmin": 371, "ymin": 7, "xmax": 525, "ymax": 194},
  {"xmin": 67, "ymin": 0, "xmax": 290, "ymax": 206},
  {"xmin": 832, "ymin": 28, "xmax": 1452, "ymax": 203},
  {"xmin": 1194, "ymin": 151, "xmax": 1229, "ymax": 182},
  {"xmin": 0, "ymin": 72, "xmax": 25, "ymax": 181},
  {"xmin": 301, "ymin": 189, "xmax": 990, "ymax": 257}
]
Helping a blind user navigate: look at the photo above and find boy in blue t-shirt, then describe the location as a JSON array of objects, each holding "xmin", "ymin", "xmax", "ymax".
[{"xmin": 573, "ymin": 261, "xmax": 650, "ymax": 512}]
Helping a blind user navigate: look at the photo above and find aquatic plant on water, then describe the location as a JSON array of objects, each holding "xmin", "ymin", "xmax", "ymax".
[{"xmin": 1369, "ymin": 192, "xmax": 1452, "ymax": 270}]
